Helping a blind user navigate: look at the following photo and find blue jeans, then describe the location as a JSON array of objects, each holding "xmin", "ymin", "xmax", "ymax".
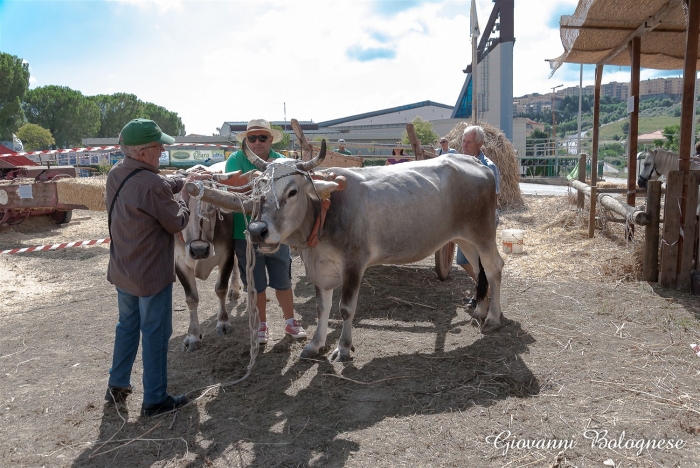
[
  {"xmin": 108, "ymin": 284, "xmax": 173, "ymax": 405},
  {"xmin": 234, "ymin": 239, "xmax": 292, "ymax": 293},
  {"xmin": 457, "ymin": 210, "xmax": 500, "ymax": 265}
]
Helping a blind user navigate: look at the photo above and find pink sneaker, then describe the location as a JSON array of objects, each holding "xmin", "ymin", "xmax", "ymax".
[
  {"xmin": 285, "ymin": 320, "xmax": 307, "ymax": 339},
  {"xmin": 257, "ymin": 322, "xmax": 269, "ymax": 344}
]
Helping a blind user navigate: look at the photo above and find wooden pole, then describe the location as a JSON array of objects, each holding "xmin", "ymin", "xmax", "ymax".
[
  {"xmin": 406, "ymin": 123, "xmax": 424, "ymax": 160},
  {"xmin": 675, "ymin": 0, "xmax": 700, "ymax": 287},
  {"xmin": 678, "ymin": 172, "xmax": 700, "ymax": 289},
  {"xmin": 588, "ymin": 65, "xmax": 603, "ymax": 238},
  {"xmin": 577, "ymin": 153, "xmax": 586, "ymax": 209},
  {"xmin": 659, "ymin": 171, "xmax": 684, "ymax": 288},
  {"xmin": 570, "ymin": 180, "xmax": 648, "ymax": 225},
  {"xmin": 472, "ymin": 36, "xmax": 478, "ymax": 123},
  {"xmin": 643, "ymin": 180, "xmax": 662, "ymax": 282},
  {"xmin": 627, "ymin": 37, "xmax": 641, "ymax": 207}
]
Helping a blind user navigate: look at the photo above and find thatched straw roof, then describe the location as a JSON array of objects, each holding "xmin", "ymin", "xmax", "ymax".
[
  {"xmin": 548, "ymin": 0, "xmax": 697, "ymax": 72},
  {"xmin": 443, "ymin": 121, "xmax": 524, "ymax": 210}
]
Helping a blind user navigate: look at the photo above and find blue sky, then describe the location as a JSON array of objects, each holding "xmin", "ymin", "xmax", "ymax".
[{"xmin": 0, "ymin": 0, "xmax": 687, "ymax": 135}]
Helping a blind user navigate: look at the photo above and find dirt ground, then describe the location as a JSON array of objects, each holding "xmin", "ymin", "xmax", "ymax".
[{"xmin": 1, "ymin": 194, "xmax": 700, "ymax": 468}]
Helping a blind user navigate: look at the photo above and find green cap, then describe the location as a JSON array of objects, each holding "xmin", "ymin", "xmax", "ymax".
[{"xmin": 119, "ymin": 118, "xmax": 175, "ymax": 146}]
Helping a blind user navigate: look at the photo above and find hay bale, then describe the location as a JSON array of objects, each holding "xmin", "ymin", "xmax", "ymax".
[
  {"xmin": 56, "ymin": 176, "xmax": 107, "ymax": 211},
  {"xmin": 444, "ymin": 121, "xmax": 524, "ymax": 209}
]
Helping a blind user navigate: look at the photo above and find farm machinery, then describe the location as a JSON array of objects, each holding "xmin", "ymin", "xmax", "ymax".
[{"xmin": 0, "ymin": 155, "xmax": 87, "ymax": 225}]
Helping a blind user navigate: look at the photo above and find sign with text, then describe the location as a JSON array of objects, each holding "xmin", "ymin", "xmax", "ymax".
[{"xmin": 168, "ymin": 149, "xmax": 226, "ymax": 166}]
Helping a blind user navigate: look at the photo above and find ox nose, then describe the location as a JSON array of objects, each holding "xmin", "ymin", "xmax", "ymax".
[
  {"xmin": 247, "ymin": 221, "xmax": 268, "ymax": 243},
  {"xmin": 188, "ymin": 240, "xmax": 211, "ymax": 260}
]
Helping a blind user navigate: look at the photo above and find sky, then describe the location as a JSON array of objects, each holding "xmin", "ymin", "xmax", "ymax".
[{"xmin": 0, "ymin": 0, "xmax": 684, "ymax": 136}]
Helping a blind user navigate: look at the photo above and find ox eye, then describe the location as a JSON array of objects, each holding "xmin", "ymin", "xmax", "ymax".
[{"xmin": 288, "ymin": 189, "xmax": 297, "ymax": 198}]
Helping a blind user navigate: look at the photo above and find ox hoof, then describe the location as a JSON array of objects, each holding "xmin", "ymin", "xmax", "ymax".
[
  {"xmin": 227, "ymin": 290, "xmax": 241, "ymax": 302},
  {"xmin": 329, "ymin": 348, "xmax": 353, "ymax": 363},
  {"xmin": 481, "ymin": 320, "xmax": 502, "ymax": 334},
  {"xmin": 300, "ymin": 349, "xmax": 319, "ymax": 360},
  {"xmin": 182, "ymin": 335, "xmax": 202, "ymax": 352},
  {"xmin": 216, "ymin": 322, "xmax": 232, "ymax": 336}
]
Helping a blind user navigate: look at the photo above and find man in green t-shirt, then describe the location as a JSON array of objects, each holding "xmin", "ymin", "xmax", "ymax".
[
  {"xmin": 223, "ymin": 119, "xmax": 306, "ymax": 344},
  {"xmin": 336, "ymin": 139, "xmax": 352, "ymax": 155}
]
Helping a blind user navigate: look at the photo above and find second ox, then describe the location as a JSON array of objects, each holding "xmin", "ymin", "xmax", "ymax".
[
  {"xmin": 187, "ymin": 140, "xmax": 505, "ymax": 362},
  {"xmin": 175, "ymin": 165, "xmax": 241, "ymax": 351}
]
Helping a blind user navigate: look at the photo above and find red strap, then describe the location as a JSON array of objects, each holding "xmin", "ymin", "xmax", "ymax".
[{"xmin": 307, "ymin": 198, "xmax": 331, "ymax": 248}]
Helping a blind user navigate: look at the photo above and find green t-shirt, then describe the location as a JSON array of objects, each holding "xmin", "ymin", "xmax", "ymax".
[
  {"xmin": 336, "ymin": 148, "xmax": 353, "ymax": 155},
  {"xmin": 224, "ymin": 149, "xmax": 285, "ymax": 239}
]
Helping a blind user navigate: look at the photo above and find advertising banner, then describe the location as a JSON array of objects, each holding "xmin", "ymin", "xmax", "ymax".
[{"xmin": 168, "ymin": 149, "xmax": 225, "ymax": 167}]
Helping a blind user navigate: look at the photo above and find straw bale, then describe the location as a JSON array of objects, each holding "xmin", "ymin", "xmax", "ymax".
[
  {"xmin": 444, "ymin": 121, "xmax": 525, "ymax": 209},
  {"xmin": 56, "ymin": 176, "xmax": 107, "ymax": 211}
]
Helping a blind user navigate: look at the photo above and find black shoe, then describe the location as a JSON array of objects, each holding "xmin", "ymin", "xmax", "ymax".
[
  {"xmin": 140, "ymin": 395, "xmax": 188, "ymax": 417},
  {"xmin": 105, "ymin": 386, "xmax": 132, "ymax": 405}
]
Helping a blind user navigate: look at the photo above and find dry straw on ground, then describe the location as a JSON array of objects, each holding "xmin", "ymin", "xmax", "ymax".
[
  {"xmin": 499, "ymin": 193, "xmax": 645, "ymax": 282},
  {"xmin": 56, "ymin": 176, "xmax": 107, "ymax": 211},
  {"xmin": 444, "ymin": 121, "xmax": 524, "ymax": 209}
]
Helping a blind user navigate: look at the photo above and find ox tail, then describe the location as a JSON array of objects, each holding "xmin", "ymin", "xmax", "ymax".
[{"xmin": 475, "ymin": 258, "xmax": 488, "ymax": 303}]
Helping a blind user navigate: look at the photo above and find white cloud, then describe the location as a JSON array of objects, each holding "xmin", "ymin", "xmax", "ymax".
[{"xmin": 25, "ymin": 0, "xmax": 642, "ymax": 135}]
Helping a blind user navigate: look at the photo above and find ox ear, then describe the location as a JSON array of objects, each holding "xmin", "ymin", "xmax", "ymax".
[{"xmin": 312, "ymin": 180, "xmax": 340, "ymax": 200}]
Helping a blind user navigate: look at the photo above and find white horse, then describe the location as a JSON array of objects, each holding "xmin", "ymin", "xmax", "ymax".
[{"xmin": 637, "ymin": 148, "xmax": 700, "ymax": 216}]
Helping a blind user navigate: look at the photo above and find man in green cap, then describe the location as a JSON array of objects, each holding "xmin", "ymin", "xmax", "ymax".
[{"xmin": 104, "ymin": 118, "xmax": 205, "ymax": 417}]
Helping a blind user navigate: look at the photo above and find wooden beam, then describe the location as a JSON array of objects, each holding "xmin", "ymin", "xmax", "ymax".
[
  {"xmin": 596, "ymin": 0, "xmax": 680, "ymax": 65},
  {"xmin": 659, "ymin": 170, "xmax": 684, "ymax": 288},
  {"xmin": 589, "ymin": 65, "xmax": 603, "ymax": 238},
  {"xmin": 627, "ymin": 37, "xmax": 641, "ymax": 207},
  {"xmin": 560, "ymin": 24, "xmax": 684, "ymax": 33},
  {"xmin": 678, "ymin": 0, "xmax": 700, "ymax": 174},
  {"xmin": 406, "ymin": 123, "xmax": 425, "ymax": 160},
  {"xmin": 678, "ymin": 172, "xmax": 700, "ymax": 289}
]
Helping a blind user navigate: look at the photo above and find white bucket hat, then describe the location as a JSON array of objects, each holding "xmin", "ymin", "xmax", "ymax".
[{"xmin": 235, "ymin": 119, "xmax": 284, "ymax": 144}]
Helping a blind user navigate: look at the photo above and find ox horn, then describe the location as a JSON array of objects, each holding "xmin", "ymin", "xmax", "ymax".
[
  {"xmin": 296, "ymin": 139, "xmax": 327, "ymax": 171},
  {"xmin": 242, "ymin": 139, "xmax": 270, "ymax": 172},
  {"xmin": 185, "ymin": 182, "xmax": 254, "ymax": 214}
]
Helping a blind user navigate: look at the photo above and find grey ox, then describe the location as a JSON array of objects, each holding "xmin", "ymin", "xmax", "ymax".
[
  {"xmin": 175, "ymin": 165, "xmax": 240, "ymax": 351},
  {"xmin": 186, "ymin": 141, "xmax": 505, "ymax": 362}
]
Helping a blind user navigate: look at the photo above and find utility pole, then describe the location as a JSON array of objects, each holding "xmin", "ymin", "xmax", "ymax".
[
  {"xmin": 470, "ymin": 0, "xmax": 480, "ymax": 123},
  {"xmin": 551, "ymin": 84, "xmax": 563, "ymax": 155}
]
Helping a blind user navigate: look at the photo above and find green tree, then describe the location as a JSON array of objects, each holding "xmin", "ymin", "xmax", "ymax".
[
  {"xmin": 271, "ymin": 124, "xmax": 290, "ymax": 151},
  {"xmin": 401, "ymin": 116, "xmax": 438, "ymax": 148},
  {"xmin": 142, "ymin": 102, "xmax": 186, "ymax": 136},
  {"xmin": 91, "ymin": 93, "xmax": 144, "ymax": 138},
  {"xmin": 662, "ymin": 124, "xmax": 680, "ymax": 151},
  {"xmin": 15, "ymin": 123, "xmax": 54, "ymax": 151},
  {"xmin": 22, "ymin": 85, "xmax": 100, "ymax": 147},
  {"xmin": 0, "ymin": 52, "xmax": 30, "ymax": 140}
]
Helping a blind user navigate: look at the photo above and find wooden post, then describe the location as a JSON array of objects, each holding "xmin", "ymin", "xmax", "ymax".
[
  {"xmin": 676, "ymin": 0, "xmax": 700, "ymax": 286},
  {"xmin": 659, "ymin": 171, "xmax": 684, "ymax": 288},
  {"xmin": 406, "ymin": 123, "xmax": 424, "ymax": 160},
  {"xmin": 588, "ymin": 65, "xmax": 603, "ymax": 238},
  {"xmin": 677, "ymin": 172, "xmax": 700, "ymax": 289},
  {"xmin": 627, "ymin": 37, "xmax": 641, "ymax": 207},
  {"xmin": 577, "ymin": 153, "xmax": 586, "ymax": 209},
  {"xmin": 643, "ymin": 180, "xmax": 662, "ymax": 282}
]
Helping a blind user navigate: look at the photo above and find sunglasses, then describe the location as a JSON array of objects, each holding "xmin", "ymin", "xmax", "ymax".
[{"xmin": 247, "ymin": 135, "xmax": 269, "ymax": 143}]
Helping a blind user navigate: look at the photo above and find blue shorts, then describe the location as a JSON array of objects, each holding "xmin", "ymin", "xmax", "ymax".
[
  {"xmin": 456, "ymin": 211, "xmax": 500, "ymax": 266},
  {"xmin": 234, "ymin": 239, "xmax": 292, "ymax": 293}
]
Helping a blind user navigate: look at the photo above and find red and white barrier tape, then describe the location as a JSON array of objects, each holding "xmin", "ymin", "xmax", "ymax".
[{"xmin": 0, "ymin": 238, "xmax": 110, "ymax": 255}]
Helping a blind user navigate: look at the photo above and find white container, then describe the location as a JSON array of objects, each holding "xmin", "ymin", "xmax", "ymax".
[{"xmin": 502, "ymin": 229, "xmax": 525, "ymax": 254}]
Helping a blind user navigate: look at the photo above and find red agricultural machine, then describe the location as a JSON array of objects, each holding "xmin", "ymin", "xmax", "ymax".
[{"xmin": 0, "ymin": 154, "xmax": 86, "ymax": 225}]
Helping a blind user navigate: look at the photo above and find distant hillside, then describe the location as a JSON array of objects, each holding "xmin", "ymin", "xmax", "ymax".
[{"xmin": 518, "ymin": 96, "xmax": 688, "ymax": 140}]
